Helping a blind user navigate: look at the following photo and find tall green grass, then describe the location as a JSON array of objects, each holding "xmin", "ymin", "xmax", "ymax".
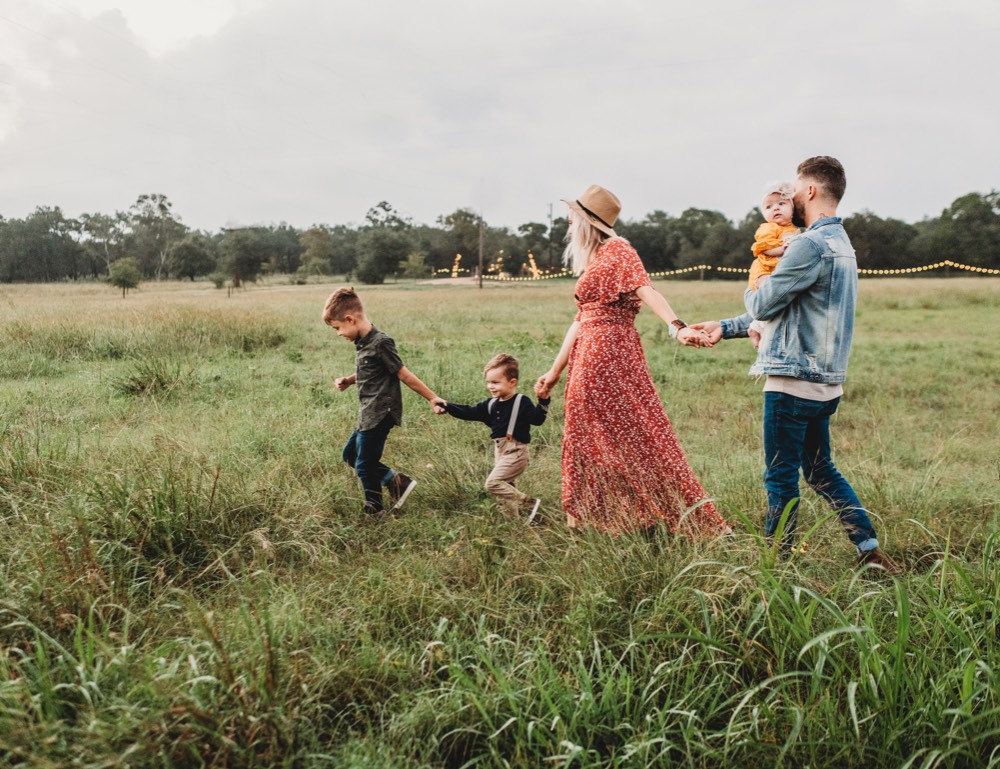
[{"xmin": 0, "ymin": 277, "xmax": 997, "ymax": 767}]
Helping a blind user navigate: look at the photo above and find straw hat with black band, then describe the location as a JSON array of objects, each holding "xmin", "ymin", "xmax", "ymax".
[{"xmin": 561, "ymin": 184, "xmax": 621, "ymax": 237}]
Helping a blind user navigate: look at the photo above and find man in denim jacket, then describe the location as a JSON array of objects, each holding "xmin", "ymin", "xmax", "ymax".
[{"xmin": 694, "ymin": 157, "xmax": 896, "ymax": 572}]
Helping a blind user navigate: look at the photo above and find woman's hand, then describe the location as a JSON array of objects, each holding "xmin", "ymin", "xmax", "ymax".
[
  {"xmin": 634, "ymin": 286, "xmax": 712, "ymax": 349},
  {"xmin": 677, "ymin": 327, "xmax": 713, "ymax": 348},
  {"xmin": 535, "ymin": 370, "xmax": 560, "ymax": 399},
  {"xmin": 688, "ymin": 321, "xmax": 722, "ymax": 344}
]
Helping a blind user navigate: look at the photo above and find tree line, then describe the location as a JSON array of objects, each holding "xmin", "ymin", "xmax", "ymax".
[{"xmin": 1, "ymin": 190, "xmax": 998, "ymax": 286}]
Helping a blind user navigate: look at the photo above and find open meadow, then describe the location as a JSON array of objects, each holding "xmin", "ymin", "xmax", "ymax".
[{"xmin": 0, "ymin": 276, "xmax": 998, "ymax": 768}]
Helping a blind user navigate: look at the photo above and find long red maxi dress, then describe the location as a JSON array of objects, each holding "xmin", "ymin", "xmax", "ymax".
[{"xmin": 562, "ymin": 238, "xmax": 729, "ymax": 536}]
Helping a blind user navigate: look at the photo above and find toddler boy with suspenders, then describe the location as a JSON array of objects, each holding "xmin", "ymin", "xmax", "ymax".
[{"xmin": 433, "ymin": 354, "xmax": 549, "ymax": 522}]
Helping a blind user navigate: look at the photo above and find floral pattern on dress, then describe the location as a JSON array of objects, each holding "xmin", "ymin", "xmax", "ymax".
[{"xmin": 562, "ymin": 238, "xmax": 729, "ymax": 536}]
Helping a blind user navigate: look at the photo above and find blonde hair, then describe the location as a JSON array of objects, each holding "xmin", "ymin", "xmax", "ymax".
[
  {"xmin": 563, "ymin": 215, "xmax": 611, "ymax": 275},
  {"xmin": 322, "ymin": 286, "xmax": 364, "ymax": 324}
]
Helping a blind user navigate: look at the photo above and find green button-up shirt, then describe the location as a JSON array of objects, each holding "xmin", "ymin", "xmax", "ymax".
[{"xmin": 354, "ymin": 326, "xmax": 404, "ymax": 431}]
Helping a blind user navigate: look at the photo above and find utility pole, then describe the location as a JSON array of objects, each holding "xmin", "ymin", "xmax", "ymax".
[{"xmin": 478, "ymin": 215, "xmax": 484, "ymax": 290}]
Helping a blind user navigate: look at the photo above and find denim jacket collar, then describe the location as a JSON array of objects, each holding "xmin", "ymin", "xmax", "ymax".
[{"xmin": 807, "ymin": 216, "xmax": 841, "ymax": 230}]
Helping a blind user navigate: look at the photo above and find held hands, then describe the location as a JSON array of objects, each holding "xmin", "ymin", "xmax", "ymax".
[
  {"xmin": 534, "ymin": 370, "xmax": 559, "ymax": 400},
  {"xmin": 677, "ymin": 327, "xmax": 714, "ymax": 348},
  {"xmin": 688, "ymin": 321, "xmax": 723, "ymax": 345},
  {"xmin": 430, "ymin": 396, "xmax": 448, "ymax": 415}
]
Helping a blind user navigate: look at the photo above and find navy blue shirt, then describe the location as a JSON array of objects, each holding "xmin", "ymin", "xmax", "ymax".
[{"xmin": 445, "ymin": 394, "xmax": 550, "ymax": 443}]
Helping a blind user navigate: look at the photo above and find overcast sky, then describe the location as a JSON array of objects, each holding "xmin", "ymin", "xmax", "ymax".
[{"xmin": 1, "ymin": 0, "xmax": 997, "ymax": 232}]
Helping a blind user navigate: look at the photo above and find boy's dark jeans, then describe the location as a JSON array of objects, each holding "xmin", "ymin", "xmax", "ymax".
[
  {"xmin": 763, "ymin": 392, "xmax": 879, "ymax": 554},
  {"xmin": 342, "ymin": 414, "xmax": 396, "ymax": 514}
]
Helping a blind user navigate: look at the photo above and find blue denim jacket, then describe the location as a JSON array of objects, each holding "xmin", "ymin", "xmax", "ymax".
[{"xmin": 721, "ymin": 217, "xmax": 857, "ymax": 384}]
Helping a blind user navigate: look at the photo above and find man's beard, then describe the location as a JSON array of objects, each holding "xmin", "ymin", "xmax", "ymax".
[{"xmin": 792, "ymin": 202, "xmax": 807, "ymax": 228}]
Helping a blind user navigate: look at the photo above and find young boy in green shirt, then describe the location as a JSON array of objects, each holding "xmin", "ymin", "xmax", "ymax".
[{"xmin": 323, "ymin": 287, "xmax": 442, "ymax": 518}]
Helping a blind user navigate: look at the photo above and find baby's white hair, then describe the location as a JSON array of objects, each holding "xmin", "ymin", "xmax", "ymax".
[{"xmin": 760, "ymin": 181, "xmax": 794, "ymax": 213}]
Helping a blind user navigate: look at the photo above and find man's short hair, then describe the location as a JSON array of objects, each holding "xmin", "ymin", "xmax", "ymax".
[
  {"xmin": 323, "ymin": 287, "xmax": 364, "ymax": 324},
  {"xmin": 797, "ymin": 156, "xmax": 847, "ymax": 203},
  {"xmin": 484, "ymin": 353, "xmax": 519, "ymax": 381}
]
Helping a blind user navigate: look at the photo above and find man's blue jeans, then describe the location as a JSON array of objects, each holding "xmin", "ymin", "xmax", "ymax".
[
  {"xmin": 342, "ymin": 415, "xmax": 396, "ymax": 514},
  {"xmin": 763, "ymin": 392, "xmax": 878, "ymax": 554}
]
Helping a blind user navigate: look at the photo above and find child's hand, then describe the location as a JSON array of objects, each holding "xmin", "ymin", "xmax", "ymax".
[
  {"xmin": 430, "ymin": 396, "xmax": 448, "ymax": 414},
  {"xmin": 754, "ymin": 274, "xmax": 769, "ymax": 290},
  {"xmin": 748, "ymin": 328, "xmax": 762, "ymax": 349},
  {"xmin": 534, "ymin": 373, "xmax": 557, "ymax": 399},
  {"xmin": 334, "ymin": 376, "xmax": 353, "ymax": 391}
]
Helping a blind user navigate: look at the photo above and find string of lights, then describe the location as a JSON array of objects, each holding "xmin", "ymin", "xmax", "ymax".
[
  {"xmin": 469, "ymin": 259, "xmax": 1000, "ymax": 281},
  {"xmin": 482, "ymin": 269, "xmax": 572, "ymax": 282},
  {"xmin": 857, "ymin": 260, "xmax": 1000, "ymax": 276}
]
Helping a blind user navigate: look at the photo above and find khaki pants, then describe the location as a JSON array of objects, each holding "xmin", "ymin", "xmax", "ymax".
[{"xmin": 485, "ymin": 438, "xmax": 529, "ymax": 516}]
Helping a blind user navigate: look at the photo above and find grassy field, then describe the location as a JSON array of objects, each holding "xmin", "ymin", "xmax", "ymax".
[{"xmin": 0, "ymin": 276, "xmax": 997, "ymax": 768}]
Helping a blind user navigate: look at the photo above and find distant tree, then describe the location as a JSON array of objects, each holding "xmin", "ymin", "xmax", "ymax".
[
  {"xmin": 328, "ymin": 225, "xmax": 360, "ymax": 274},
  {"xmin": 617, "ymin": 211, "xmax": 677, "ymax": 273},
  {"xmin": 719, "ymin": 209, "xmax": 765, "ymax": 273},
  {"xmin": 108, "ymin": 257, "xmax": 141, "ymax": 297},
  {"xmin": 42, "ymin": 207, "xmax": 86, "ymax": 280},
  {"xmin": 267, "ymin": 223, "xmax": 304, "ymax": 274},
  {"xmin": 433, "ymin": 210, "xmax": 524, "ymax": 275},
  {"xmin": 518, "ymin": 221, "xmax": 550, "ymax": 268},
  {"xmin": 220, "ymin": 227, "xmax": 271, "ymax": 286},
  {"xmin": 79, "ymin": 211, "xmax": 128, "ymax": 275},
  {"xmin": 670, "ymin": 208, "xmax": 734, "ymax": 271},
  {"xmin": 168, "ymin": 234, "xmax": 217, "ymax": 280},
  {"xmin": 400, "ymin": 249, "xmax": 429, "ymax": 279},
  {"xmin": 355, "ymin": 228, "xmax": 410, "ymax": 284},
  {"xmin": 437, "ymin": 208, "xmax": 481, "ymax": 272},
  {"xmin": 843, "ymin": 211, "xmax": 918, "ymax": 271},
  {"xmin": 913, "ymin": 191, "xmax": 1000, "ymax": 268},
  {"xmin": 365, "ymin": 201, "xmax": 412, "ymax": 231},
  {"xmin": 0, "ymin": 217, "xmax": 29, "ymax": 281},
  {"xmin": 298, "ymin": 226, "xmax": 335, "ymax": 277},
  {"xmin": 699, "ymin": 218, "xmax": 744, "ymax": 274},
  {"xmin": 352, "ymin": 203, "xmax": 414, "ymax": 283},
  {"xmin": 410, "ymin": 224, "xmax": 452, "ymax": 273},
  {"xmin": 0, "ymin": 207, "xmax": 84, "ymax": 281},
  {"xmin": 126, "ymin": 194, "xmax": 187, "ymax": 279},
  {"xmin": 490, "ymin": 226, "xmax": 526, "ymax": 275}
]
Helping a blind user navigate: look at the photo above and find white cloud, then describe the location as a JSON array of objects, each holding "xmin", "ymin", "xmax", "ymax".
[
  {"xmin": 52, "ymin": 0, "xmax": 269, "ymax": 54},
  {"xmin": 0, "ymin": 0, "xmax": 996, "ymax": 230}
]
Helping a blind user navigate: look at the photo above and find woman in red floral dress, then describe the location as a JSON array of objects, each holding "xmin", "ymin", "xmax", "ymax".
[{"xmin": 535, "ymin": 185, "xmax": 730, "ymax": 536}]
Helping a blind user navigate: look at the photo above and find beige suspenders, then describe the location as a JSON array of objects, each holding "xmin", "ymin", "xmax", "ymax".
[{"xmin": 489, "ymin": 394, "xmax": 523, "ymax": 441}]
